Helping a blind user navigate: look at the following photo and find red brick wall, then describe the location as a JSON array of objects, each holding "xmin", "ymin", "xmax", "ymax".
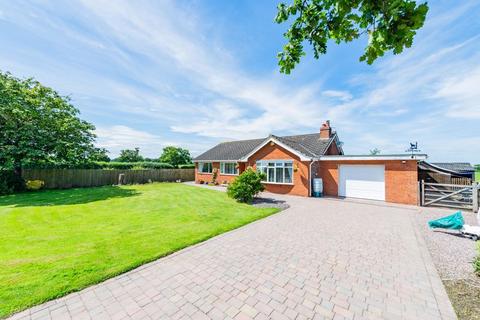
[
  {"xmin": 246, "ymin": 142, "xmax": 310, "ymax": 197},
  {"xmin": 325, "ymin": 141, "xmax": 341, "ymax": 155},
  {"xmin": 195, "ymin": 162, "xmax": 239, "ymax": 184},
  {"xmin": 319, "ymin": 160, "xmax": 419, "ymax": 205}
]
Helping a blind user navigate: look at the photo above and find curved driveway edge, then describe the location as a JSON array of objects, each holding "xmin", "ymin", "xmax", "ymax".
[{"xmin": 8, "ymin": 195, "xmax": 457, "ymax": 320}]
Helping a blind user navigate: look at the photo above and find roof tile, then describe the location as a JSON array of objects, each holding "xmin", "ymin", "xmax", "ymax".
[{"xmin": 194, "ymin": 133, "xmax": 335, "ymax": 161}]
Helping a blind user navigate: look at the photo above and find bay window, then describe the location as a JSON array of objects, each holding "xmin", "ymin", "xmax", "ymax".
[
  {"xmin": 220, "ymin": 162, "xmax": 238, "ymax": 175},
  {"xmin": 256, "ymin": 160, "xmax": 293, "ymax": 184},
  {"xmin": 198, "ymin": 162, "xmax": 213, "ymax": 173}
]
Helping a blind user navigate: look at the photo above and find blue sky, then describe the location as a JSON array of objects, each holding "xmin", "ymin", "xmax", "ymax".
[{"xmin": 0, "ymin": 0, "xmax": 479, "ymax": 163}]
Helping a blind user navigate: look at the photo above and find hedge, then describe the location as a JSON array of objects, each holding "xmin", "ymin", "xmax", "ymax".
[
  {"xmin": 178, "ymin": 163, "xmax": 195, "ymax": 169},
  {"xmin": 21, "ymin": 162, "xmax": 175, "ymax": 170}
]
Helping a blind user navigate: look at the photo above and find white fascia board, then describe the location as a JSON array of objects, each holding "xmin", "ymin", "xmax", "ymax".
[
  {"xmin": 193, "ymin": 160, "xmax": 239, "ymax": 163},
  {"xmin": 323, "ymin": 133, "xmax": 343, "ymax": 155},
  {"xmin": 239, "ymin": 137, "xmax": 312, "ymax": 162},
  {"xmin": 319, "ymin": 154, "xmax": 428, "ymax": 161}
]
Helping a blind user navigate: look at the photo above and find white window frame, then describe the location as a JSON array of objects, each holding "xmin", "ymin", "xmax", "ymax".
[
  {"xmin": 256, "ymin": 160, "xmax": 294, "ymax": 185},
  {"xmin": 198, "ymin": 162, "xmax": 213, "ymax": 174},
  {"xmin": 220, "ymin": 162, "xmax": 238, "ymax": 175}
]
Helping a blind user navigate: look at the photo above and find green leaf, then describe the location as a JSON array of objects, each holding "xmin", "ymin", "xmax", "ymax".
[{"xmin": 275, "ymin": 0, "xmax": 429, "ymax": 73}]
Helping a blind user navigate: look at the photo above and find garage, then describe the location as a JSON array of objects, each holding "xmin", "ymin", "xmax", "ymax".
[{"xmin": 338, "ymin": 164, "xmax": 385, "ymax": 201}]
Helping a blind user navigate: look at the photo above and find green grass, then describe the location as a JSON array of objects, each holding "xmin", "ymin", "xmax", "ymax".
[
  {"xmin": 0, "ymin": 183, "xmax": 278, "ymax": 318},
  {"xmin": 476, "ymin": 170, "xmax": 480, "ymax": 182}
]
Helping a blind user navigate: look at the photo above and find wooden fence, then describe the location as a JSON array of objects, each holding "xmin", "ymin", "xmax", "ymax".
[
  {"xmin": 22, "ymin": 168, "xmax": 195, "ymax": 189},
  {"xmin": 418, "ymin": 171, "xmax": 472, "ymax": 185}
]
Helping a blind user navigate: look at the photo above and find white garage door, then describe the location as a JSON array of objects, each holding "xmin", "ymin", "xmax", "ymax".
[{"xmin": 339, "ymin": 165, "xmax": 385, "ymax": 201}]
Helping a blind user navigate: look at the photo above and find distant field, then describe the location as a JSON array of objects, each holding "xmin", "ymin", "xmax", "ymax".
[{"xmin": 476, "ymin": 170, "xmax": 480, "ymax": 182}]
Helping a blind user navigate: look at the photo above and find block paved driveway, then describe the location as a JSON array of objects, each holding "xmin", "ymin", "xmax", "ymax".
[{"xmin": 9, "ymin": 194, "xmax": 456, "ymax": 320}]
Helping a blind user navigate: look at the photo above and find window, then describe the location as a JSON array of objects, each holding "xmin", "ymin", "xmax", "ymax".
[
  {"xmin": 220, "ymin": 162, "xmax": 238, "ymax": 175},
  {"xmin": 256, "ymin": 160, "xmax": 293, "ymax": 184},
  {"xmin": 198, "ymin": 162, "xmax": 213, "ymax": 173}
]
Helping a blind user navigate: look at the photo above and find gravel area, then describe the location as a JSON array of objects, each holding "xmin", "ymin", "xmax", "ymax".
[
  {"xmin": 415, "ymin": 206, "xmax": 479, "ymax": 283},
  {"xmin": 251, "ymin": 196, "xmax": 290, "ymax": 210}
]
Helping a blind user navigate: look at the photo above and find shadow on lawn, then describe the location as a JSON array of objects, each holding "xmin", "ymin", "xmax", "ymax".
[{"xmin": 0, "ymin": 186, "xmax": 140, "ymax": 207}]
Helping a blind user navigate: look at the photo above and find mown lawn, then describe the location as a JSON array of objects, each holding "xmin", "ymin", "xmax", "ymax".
[{"xmin": 0, "ymin": 183, "xmax": 278, "ymax": 318}]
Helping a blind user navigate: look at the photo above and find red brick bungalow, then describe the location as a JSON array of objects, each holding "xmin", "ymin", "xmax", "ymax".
[{"xmin": 193, "ymin": 121, "xmax": 427, "ymax": 205}]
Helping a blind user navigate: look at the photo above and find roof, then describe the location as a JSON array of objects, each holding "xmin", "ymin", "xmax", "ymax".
[
  {"xmin": 194, "ymin": 133, "xmax": 337, "ymax": 161},
  {"xmin": 194, "ymin": 138, "xmax": 265, "ymax": 161},
  {"xmin": 418, "ymin": 161, "xmax": 475, "ymax": 178},
  {"xmin": 431, "ymin": 162, "xmax": 475, "ymax": 173}
]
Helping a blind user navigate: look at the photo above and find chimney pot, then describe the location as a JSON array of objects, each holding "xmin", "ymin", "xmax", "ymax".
[{"xmin": 320, "ymin": 120, "xmax": 332, "ymax": 139}]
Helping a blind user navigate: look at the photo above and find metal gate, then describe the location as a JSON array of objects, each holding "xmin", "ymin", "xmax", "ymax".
[{"xmin": 420, "ymin": 181, "xmax": 479, "ymax": 212}]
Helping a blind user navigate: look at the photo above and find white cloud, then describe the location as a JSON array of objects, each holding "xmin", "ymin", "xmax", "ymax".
[
  {"xmin": 75, "ymin": 0, "xmax": 334, "ymax": 139},
  {"xmin": 321, "ymin": 90, "xmax": 353, "ymax": 102},
  {"xmin": 95, "ymin": 126, "xmax": 170, "ymax": 158},
  {"xmin": 436, "ymin": 66, "xmax": 480, "ymax": 119},
  {"xmin": 330, "ymin": 4, "xmax": 480, "ymax": 162}
]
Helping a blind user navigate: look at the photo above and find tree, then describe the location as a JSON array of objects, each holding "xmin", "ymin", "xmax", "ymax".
[
  {"xmin": 275, "ymin": 0, "xmax": 429, "ymax": 73},
  {"xmin": 159, "ymin": 146, "xmax": 192, "ymax": 167},
  {"xmin": 0, "ymin": 71, "xmax": 101, "ymax": 177},
  {"xmin": 116, "ymin": 148, "xmax": 143, "ymax": 162},
  {"xmin": 89, "ymin": 148, "xmax": 110, "ymax": 162}
]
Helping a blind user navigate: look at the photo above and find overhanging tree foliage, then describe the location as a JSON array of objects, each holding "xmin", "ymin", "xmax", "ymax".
[
  {"xmin": 0, "ymin": 71, "xmax": 102, "ymax": 175},
  {"xmin": 275, "ymin": 0, "xmax": 429, "ymax": 73}
]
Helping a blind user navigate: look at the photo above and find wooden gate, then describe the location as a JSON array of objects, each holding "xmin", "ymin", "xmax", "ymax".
[{"xmin": 420, "ymin": 181, "xmax": 479, "ymax": 212}]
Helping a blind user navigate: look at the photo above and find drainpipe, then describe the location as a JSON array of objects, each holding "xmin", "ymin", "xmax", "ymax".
[{"xmin": 309, "ymin": 158, "xmax": 319, "ymax": 197}]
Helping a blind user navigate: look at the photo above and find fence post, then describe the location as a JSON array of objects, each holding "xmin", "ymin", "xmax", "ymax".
[
  {"xmin": 473, "ymin": 182, "xmax": 479, "ymax": 213},
  {"xmin": 420, "ymin": 180, "xmax": 424, "ymax": 206}
]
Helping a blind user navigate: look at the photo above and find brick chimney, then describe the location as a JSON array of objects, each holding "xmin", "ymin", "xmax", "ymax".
[{"xmin": 320, "ymin": 120, "xmax": 332, "ymax": 139}]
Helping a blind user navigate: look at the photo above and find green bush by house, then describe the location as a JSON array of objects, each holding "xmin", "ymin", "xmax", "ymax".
[{"xmin": 227, "ymin": 168, "xmax": 266, "ymax": 203}]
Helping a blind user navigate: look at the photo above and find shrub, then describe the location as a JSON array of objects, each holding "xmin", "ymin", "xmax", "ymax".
[
  {"xmin": 475, "ymin": 244, "xmax": 480, "ymax": 275},
  {"xmin": 26, "ymin": 180, "xmax": 45, "ymax": 190},
  {"xmin": 227, "ymin": 168, "xmax": 266, "ymax": 203},
  {"xmin": 0, "ymin": 170, "xmax": 25, "ymax": 195},
  {"xmin": 212, "ymin": 168, "xmax": 218, "ymax": 184}
]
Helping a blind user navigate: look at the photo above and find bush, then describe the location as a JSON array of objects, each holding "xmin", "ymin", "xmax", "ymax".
[
  {"xmin": 26, "ymin": 180, "xmax": 45, "ymax": 190},
  {"xmin": 0, "ymin": 170, "xmax": 25, "ymax": 195},
  {"xmin": 178, "ymin": 164, "xmax": 195, "ymax": 169},
  {"xmin": 227, "ymin": 168, "xmax": 265, "ymax": 203},
  {"xmin": 475, "ymin": 244, "xmax": 480, "ymax": 275}
]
